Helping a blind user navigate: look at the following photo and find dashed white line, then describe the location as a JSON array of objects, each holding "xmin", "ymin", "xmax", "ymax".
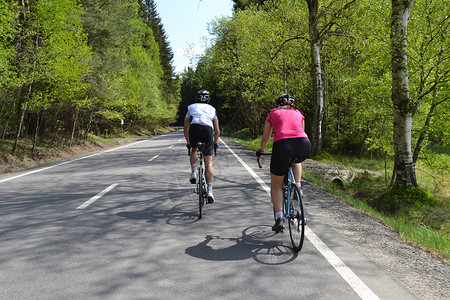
[
  {"xmin": 76, "ymin": 183, "xmax": 119, "ymax": 210},
  {"xmin": 0, "ymin": 140, "xmax": 147, "ymax": 183},
  {"xmin": 168, "ymin": 145, "xmax": 174, "ymax": 149},
  {"xmin": 148, "ymin": 155, "xmax": 159, "ymax": 162},
  {"xmin": 220, "ymin": 137, "xmax": 379, "ymax": 300}
]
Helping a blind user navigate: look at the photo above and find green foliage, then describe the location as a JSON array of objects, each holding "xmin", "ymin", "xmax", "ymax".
[
  {"xmin": 182, "ymin": 0, "xmax": 448, "ymax": 174},
  {"xmin": 0, "ymin": 0, "xmax": 179, "ymax": 150},
  {"xmin": 199, "ymin": 0, "xmax": 310, "ymax": 137},
  {"xmin": 0, "ymin": 0, "xmax": 18, "ymax": 86},
  {"xmin": 230, "ymin": 128, "xmax": 272, "ymax": 151},
  {"xmin": 378, "ymin": 186, "xmax": 437, "ymax": 212}
]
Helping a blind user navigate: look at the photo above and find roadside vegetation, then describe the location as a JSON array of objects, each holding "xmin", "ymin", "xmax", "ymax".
[
  {"xmin": 229, "ymin": 128, "xmax": 449, "ymax": 263},
  {"xmin": 0, "ymin": 126, "xmax": 175, "ymax": 174}
]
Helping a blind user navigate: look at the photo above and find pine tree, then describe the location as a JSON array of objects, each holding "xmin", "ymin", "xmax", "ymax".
[{"xmin": 140, "ymin": 0, "xmax": 179, "ymax": 107}]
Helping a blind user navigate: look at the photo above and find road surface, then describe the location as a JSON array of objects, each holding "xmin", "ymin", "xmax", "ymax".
[{"xmin": 0, "ymin": 130, "xmax": 448, "ymax": 299}]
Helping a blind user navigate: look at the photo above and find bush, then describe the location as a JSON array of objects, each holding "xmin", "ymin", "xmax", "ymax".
[{"xmin": 376, "ymin": 186, "xmax": 438, "ymax": 214}]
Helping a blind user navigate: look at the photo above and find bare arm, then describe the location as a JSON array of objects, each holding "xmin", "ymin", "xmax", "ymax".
[
  {"xmin": 184, "ymin": 117, "xmax": 190, "ymax": 144},
  {"xmin": 213, "ymin": 118, "xmax": 220, "ymax": 144},
  {"xmin": 259, "ymin": 120, "xmax": 273, "ymax": 152}
]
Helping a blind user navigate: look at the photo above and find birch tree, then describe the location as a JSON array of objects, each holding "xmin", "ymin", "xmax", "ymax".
[
  {"xmin": 390, "ymin": 0, "xmax": 417, "ymax": 186},
  {"xmin": 305, "ymin": 0, "xmax": 356, "ymax": 155}
]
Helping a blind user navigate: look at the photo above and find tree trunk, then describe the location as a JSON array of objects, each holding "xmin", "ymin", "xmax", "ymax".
[
  {"xmin": 70, "ymin": 107, "xmax": 79, "ymax": 147},
  {"xmin": 307, "ymin": 0, "xmax": 324, "ymax": 156},
  {"xmin": 390, "ymin": 0, "xmax": 417, "ymax": 187},
  {"xmin": 12, "ymin": 99, "xmax": 27, "ymax": 154},
  {"xmin": 32, "ymin": 113, "xmax": 40, "ymax": 156}
]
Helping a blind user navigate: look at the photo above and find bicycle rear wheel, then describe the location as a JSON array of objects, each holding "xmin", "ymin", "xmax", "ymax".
[
  {"xmin": 198, "ymin": 167, "xmax": 206, "ymax": 219},
  {"xmin": 288, "ymin": 184, "xmax": 305, "ymax": 252}
]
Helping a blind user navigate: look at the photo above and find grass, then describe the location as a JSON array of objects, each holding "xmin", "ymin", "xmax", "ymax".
[{"xmin": 229, "ymin": 129, "xmax": 450, "ymax": 263}]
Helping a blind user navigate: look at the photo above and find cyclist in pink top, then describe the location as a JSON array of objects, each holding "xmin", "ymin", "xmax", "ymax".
[{"xmin": 257, "ymin": 94, "xmax": 311, "ymax": 232}]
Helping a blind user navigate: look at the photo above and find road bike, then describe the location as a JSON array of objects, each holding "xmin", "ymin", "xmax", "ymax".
[
  {"xmin": 189, "ymin": 142, "xmax": 216, "ymax": 219},
  {"xmin": 257, "ymin": 152, "xmax": 306, "ymax": 252}
]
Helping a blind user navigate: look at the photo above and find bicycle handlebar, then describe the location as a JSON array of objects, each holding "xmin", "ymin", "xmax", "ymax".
[{"xmin": 256, "ymin": 151, "xmax": 272, "ymax": 168}]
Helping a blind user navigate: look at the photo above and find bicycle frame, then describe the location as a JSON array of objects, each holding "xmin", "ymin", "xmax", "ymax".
[
  {"xmin": 283, "ymin": 167, "xmax": 295, "ymax": 218},
  {"xmin": 190, "ymin": 142, "xmax": 207, "ymax": 219}
]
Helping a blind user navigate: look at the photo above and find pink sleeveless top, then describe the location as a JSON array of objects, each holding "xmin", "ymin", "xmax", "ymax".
[{"xmin": 266, "ymin": 108, "xmax": 308, "ymax": 142}]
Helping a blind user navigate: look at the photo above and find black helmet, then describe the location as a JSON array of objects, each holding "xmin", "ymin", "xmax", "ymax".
[
  {"xmin": 196, "ymin": 89, "xmax": 210, "ymax": 103},
  {"xmin": 276, "ymin": 94, "xmax": 295, "ymax": 107}
]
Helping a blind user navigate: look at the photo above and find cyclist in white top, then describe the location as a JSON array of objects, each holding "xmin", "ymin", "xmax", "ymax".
[{"xmin": 184, "ymin": 90, "xmax": 220, "ymax": 203}]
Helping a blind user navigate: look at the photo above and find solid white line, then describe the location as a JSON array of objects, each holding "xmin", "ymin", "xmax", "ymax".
[
  {"xmin": 148, "ymin": 155, "xmax": 159, "ymax": 162},
  {"xmin": 306, "ymin": 227, "xmax": 380, "ymax": 300},
  {"xmin": 220, "ymin": 138, "xmax": 270, "ymax": 194},
  {"xmin": 0, "ymin": 140, "xmax": 147, "ymax": 183},
  {"xmin": 220, "ymin": 138, "xmax": 379, "ymax": 300},
  {"xmin": 76, "ymin": 183, "xmax": 119, "ymax": 210}
]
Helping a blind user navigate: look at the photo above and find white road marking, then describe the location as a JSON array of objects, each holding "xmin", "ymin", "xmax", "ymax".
[
  {"xmin": 306, "ymin": 227, "xmax": 380, "ymax": 300},
  {"xmin": 76, "ymin": 183, "xmax": 119, "ymax": 210},
  {"xmin": 0, "ymin": 140, "xmax": 146, "ymax": 183},
  {"xmin": 148, "ymin": 155, "xmax": 159, "ymax": 162},
  {"xmin": 168, "ymin": 145, "xmax": 174, "ymax": 149},
  {"xmin": 220, "ymin": 137, "xmax": 379, "ymax": 300}
]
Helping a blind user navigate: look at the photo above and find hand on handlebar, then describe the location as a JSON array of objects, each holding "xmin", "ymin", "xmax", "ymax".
[{"xmin": 256, "ymin": 147, "xmax": 263, "ymax": 158}]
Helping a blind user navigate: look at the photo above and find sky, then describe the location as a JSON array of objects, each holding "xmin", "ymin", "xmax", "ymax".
[{"xmin": 153, "ymin": 0, "xmax": 233, "ymax": 73}]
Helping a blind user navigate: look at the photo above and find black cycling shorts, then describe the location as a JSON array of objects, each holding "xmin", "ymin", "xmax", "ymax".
[
  {"xmin": 189, "ymin": 124, "xmax": 214, "ymax": 156},
  {"xmin": 270, "ymin": 137, "xmax": 311, "ymax": 176}
]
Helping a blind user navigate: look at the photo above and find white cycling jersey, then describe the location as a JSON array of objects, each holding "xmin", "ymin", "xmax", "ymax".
[{"xmin": 185, "ymin": 103, "xmax": 217, "ymax": 129}]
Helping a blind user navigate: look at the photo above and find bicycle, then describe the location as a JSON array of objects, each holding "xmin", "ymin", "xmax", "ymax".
[
  {"xmin": 188, "ymin": 142, "xmax": 216, "ymax": 219},
  {"xmin": 257, "ymin": 152, "xmax": 306, "ymax": 252}
]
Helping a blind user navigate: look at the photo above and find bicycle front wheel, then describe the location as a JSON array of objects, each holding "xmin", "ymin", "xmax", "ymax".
[
  {"xmin": 198, "ymin": 167, "xmax": 205, "ymax": 219},
  {"xmin": 288, "ymin": 184, "xmax": 305, "ymax": 252}
]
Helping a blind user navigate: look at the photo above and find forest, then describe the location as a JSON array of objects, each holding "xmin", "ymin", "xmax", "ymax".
[
  {"xmin": 1, "ymin": 0, "xmax": 448, "ymax": 186},
  {"xmin": 178, "ymin": 0, "xmax": 448, "ymax": 189},
  {"xmin": 0, "ymin": 0, "xmax": 179, "ymax": 152}
]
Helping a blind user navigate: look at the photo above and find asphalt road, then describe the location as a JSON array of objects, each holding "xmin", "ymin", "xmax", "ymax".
[{"xmin": 0, "ymin": 130, "xmax": 429, "ymax": 299}]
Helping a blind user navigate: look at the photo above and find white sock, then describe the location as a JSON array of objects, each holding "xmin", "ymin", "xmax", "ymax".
[
  {"xmin": 207, "ymin": 183, "xmax": 213, "ymax": 193},
  {"xmin": 191, "ymin": 165, "xmax": 197, "ymax": 174}
]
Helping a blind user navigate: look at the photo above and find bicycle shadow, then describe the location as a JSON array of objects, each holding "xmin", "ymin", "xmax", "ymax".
[
  {"xmin": 185, "ymin": 225, "xmax": 299, "ymax": 265},
  {"xmin": 116, "ymin": 201, "xmax": 199, "ymax": 225}
]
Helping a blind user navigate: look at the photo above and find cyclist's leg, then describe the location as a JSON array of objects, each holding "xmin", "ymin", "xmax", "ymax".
[
  {"xmin": 270, "ymin": 173, "xmax": 285, "ymax": 232},
  {"xmin": 190, "ymin": 148, "xmax": 198, "ymax": 166},
  {"xmin": 270, "ymin": 173, "xmax": 284, "ymax": 213},
  {"xmin": 204, "ymin": 155, "xmax": 215, "ymax": 203},
  {"xmin": 270, "ymin": 139, "xmax": 291, "ymax": 231},
  {"xmin": 292, "ymin": 137, "xmax": 311, "ymax": 190},
  {"xmin": 204, "ymin": 155, "xmax": 213, "ymax": 183},
  {"xmin": 198, "ymin": 126, "xmax": 215, "ymax": 202},
  {"xmin": 292, "ymin": 163, "xmax": 302, "ymax": 183},
  {"xmin": 188, "ymin": 125, "xmax": 201, "ymax": 183}
]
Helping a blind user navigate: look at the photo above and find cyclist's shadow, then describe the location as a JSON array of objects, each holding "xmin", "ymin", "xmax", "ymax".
[{"xmin": 185, "ymin": 225, "xmax": 299, "ymax": 265}]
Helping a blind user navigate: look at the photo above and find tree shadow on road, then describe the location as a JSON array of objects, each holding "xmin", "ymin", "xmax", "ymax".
[{"xmin": 185, "ymin": 225, "xmax": 299, "ymax": 265}]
